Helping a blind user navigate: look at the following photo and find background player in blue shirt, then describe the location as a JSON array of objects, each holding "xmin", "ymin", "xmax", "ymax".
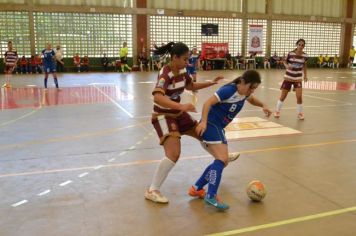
[
  {"xmin": 189, "ymin": 70, "xmax": 272, "ymax": 210},
  {"xmin": 42, "ymin": 43, "xmax": 59, "ymax": 89}
]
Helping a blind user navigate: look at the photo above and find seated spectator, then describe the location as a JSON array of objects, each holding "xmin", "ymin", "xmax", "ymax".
[
  {"xmin": 30, "ymin": 55, "xmax": 36, "ymax": 74},
  {"xmin": 35, "ymin": 54, "xmax": 43, "ymax": 73},
  {"xmin": 264, "ymin": 56, "xmax": 271, "ymax": 69},
  {"xmin": 271, "ymin": 52, "xmax": 280, "ymax": 68},
  {"xmin": 73, "ymin": 53, "xmax": 81, "ymax": 72},
  {"xmin": 81, "ymin": 55, "xmax": 89, "ymax": 72},
  {"xmin": 20, "ymin": 56, "xmax": 28, "ymax": 74},
  {"xmin": 225, "ymin": 50, "xmax": 233, "ymax": 69},
  {"xmin": 101, "ymin": 53, "xmax": 109, "ymax": 72},
  {"xmin": 332, "ymin": 54, "xmax": 339, "ymax": 69},
  {"xmin": 324, "ymin": 54, "xmax": 331, "ymax": 68},
  {"xmin": 318, "ymin": 54, "xmax": 327, "ymax": 68},
  {"xmin": 138, "ymin": 48, "xmax": 149, "ymax": 72},
  {"xmin": 234, "ymin": 52, "xmax": 244, "ymax": 69}
]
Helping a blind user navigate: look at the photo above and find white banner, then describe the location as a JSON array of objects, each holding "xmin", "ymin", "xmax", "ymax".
[{"xmin": 248, "ymin": 25, "xmax": 263, "ymax": 54}]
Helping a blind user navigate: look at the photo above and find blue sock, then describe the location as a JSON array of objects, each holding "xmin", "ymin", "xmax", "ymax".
[
  {"xmin": 194, "ymin": 164, "xmax": 212, "ymax": 190},
  {"xmin": 207, "ymin": 160, "xmax": 225, "ymax": 199}
]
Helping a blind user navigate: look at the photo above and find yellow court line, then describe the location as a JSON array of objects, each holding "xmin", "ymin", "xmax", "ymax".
[
  {"xmin": 0, "ymin": 120, "xmax": 150, "ymax": 151},
  {"xmin": 1, "ymin": 138, "xmax": 356, "ymax": 178},
  {"xmin": 206, "ymin": 206, "xmax": 356, "ymax": 236},
  {"xmin": 0, "ymin": 108, "xmax": 41, "ymax": 128}
]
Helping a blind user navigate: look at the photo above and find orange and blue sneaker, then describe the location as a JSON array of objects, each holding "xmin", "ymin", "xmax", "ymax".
[
  {"xmin": 204, "ymin": 195, "xmax": 229, "ymax": 210},
  {"xmin": 188, "ymin": 186, "xmax": 206, "ymax": 198}
]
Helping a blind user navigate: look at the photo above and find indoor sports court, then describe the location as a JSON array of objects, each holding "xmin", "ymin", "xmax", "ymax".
[{"xmin": 1, "ymin": 1, "xmax": 356, "ymax": 236}]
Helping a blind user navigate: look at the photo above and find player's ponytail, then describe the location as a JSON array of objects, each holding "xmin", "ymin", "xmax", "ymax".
[
  {"xmin": 153, "ymin": 42, "xmax": 189, "ymax": 58},
  {"xmin": 231, "ymin": 70, "xmax": 261, "ymax": 85}
]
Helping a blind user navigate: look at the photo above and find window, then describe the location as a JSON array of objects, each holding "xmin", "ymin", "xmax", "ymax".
[
  {"xmin": 271, "ymin": 21, "xmax": 341, "ymax": 57},
  {"xmin": 0, "ymin": 11, "xmax": 31, "ymax": 57},
  {"xmin": 34, "ymin": 12, "xmax": 133, "ymax": 57},
  {"xmin": 150, "ymin": 16, "xmax": 242, "ymax": 56}
]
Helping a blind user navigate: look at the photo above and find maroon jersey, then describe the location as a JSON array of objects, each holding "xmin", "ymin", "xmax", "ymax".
[
  {"xmin": 152, "ymin": 65, "xmax": 193, "ymax": 115},
  {"xmin": 284, "ymin": 50, "xmax": 308, "ymax": 81}
]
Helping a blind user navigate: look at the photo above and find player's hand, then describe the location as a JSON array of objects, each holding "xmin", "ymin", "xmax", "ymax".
[
  {"xmin": 180, "ymin": 103, "xmax": 196, "ymax": 112},
  {"xmin": 196, "ymin": 121, "xmax": 207, "ymax": 136},
  {"xmin": 212, "ymin": 76, "xmax": 224, "ymax": 84},
  {"xmin": 263, "ymin": 105, "xmax": 272, "ymax": 117}
]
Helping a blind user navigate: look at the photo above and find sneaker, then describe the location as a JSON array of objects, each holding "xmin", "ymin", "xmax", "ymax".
[
  {"xmin": 274, "ymin": 111, "xmax": 280, "ymax": 118},
  {"xmin": 228, "ymin": 152, "xmax": 240, "ymax": 162},
  {"xmin": 188, "ymin": 186, "xmax": 206, "ymax": 198},
  {"xmin": 298, "ymin": 113, "xmax": 305, "ymax": 120},
  {"xmin": 2, "ymin": 83, "xmax": 11, "ymax": 88},
  {"xmin": 144, "ymin": 189, "xmax": 169, "ymax": 203},
  {"xmin": 204, "ymin": 196, "xmax": 229, "ymax": 210}
]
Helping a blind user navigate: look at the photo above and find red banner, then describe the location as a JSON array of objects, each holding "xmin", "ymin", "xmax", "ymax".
[{"xmin": 201, "ymin": 43, "xmax": 228, "ymax": 59}]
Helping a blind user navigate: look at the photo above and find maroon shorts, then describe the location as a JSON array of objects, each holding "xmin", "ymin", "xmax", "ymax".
[
  {"xmin": 151, "ymin": 112, "xmax": 197, "ymax": 145},
  {"xmin": 4, "ymin": 65, "xmax": 14, "ymax": 74},
  {"xmin": 280, "ymin": 80, "xmax": 302, "ymax": 91}
]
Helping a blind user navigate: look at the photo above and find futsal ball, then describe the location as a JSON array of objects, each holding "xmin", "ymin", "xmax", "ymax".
[{"xmin": 246, "ymin": 180, "xmax": 266, "ymax": 202}]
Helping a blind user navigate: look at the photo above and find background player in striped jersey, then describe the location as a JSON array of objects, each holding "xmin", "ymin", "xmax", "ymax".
[
  {"xmin": 42, "ymin": 43, "xmax": 59, "ymax": 90},
  {"xmin": 189, "ymin": 70, "xmax": 271, "ymax": 210},
  {"xmin": 145, "ymin": 42, "xmax": 239, "ymax": 204},
  {"xmin": 3, "ymin": 41, "xmax": 18, "ymax": 88},
  {"xmin": 274, "ymin": 39, "xmax": 308, "ymax": 120}
]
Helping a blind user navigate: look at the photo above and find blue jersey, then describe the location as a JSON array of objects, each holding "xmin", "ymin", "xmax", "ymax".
[
  {"xmin": 42, "ymin": 49, "xmax": 55, "ymax": 67},
  {"xmin": 208, "ymin": 83, "xmax": 248, "ymax": 128}
]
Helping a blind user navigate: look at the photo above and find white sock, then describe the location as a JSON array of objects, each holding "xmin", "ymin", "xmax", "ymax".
[
  {"xmin": 149, "ymin": 157, "xmax": 175, "ymax": 191},
  {"xmin": 276, "ymin": 100, "xmax": 283, "ymax": 112},
  {"xmin": 297, "ymin": 104, "xmax": 303, "ymax": 114}
]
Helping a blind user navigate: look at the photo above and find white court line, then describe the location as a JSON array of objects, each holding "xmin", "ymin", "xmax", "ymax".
[
  {"xmin": 94, "ymin": 165, "xmax": 103, "ymax": 170},
  {"xmin": 12, "ymin": 200, "xmax": 28, "ymax": 207},
  {"xmin": 37, "ymin": 190, "xmax": 51, "ymax": 196},
  {"xmin": 268, "ymin": 87, "xmax": 352, "ymax": 104},
  {"xmin": 119, "ymin": 151, "xmax": 127, "ymax": 156},
  {"xmin": 129, "ymin": 145, "xmax": 136, "ymax": 150},
  {"xmin": 78, "ymin": 172, "xmax": 89, "ymax": 178},
  {"xmin": 136, "ymin": 141, "xmax": 143, "ymax": 145},
  {"xmin": 59, "ymin": 180, "xmax": 72, "ymax": 186},
  {"xmin": 207, "ymin": 205, "xmax": 356, "ymax": 236},
  {"xmin": 108, "ymin": 158, "xmax": 116, "ymax": 162},
  {"xmin": 92, "ymin": 85, "xmax": 134, "ymax": 118}
]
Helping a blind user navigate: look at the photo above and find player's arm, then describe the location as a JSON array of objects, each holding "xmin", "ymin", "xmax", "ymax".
[
  {"xmin": 186, "ymin": 76, "xmax": 223, "ymax": 91},
  {"xmin": 303, "ymin": 62, "xmax": 308, "ymax": 81},
  {"xmin": 196, "ymin": 95, "xmax": 219, "ymax": 136},
  {"xmin": 153, "ymin": 92, "xmax": 196, "ymax": 112},
  {"xmin": 247, "ymin": 95, "xmax": 271, "ymax": 117}
]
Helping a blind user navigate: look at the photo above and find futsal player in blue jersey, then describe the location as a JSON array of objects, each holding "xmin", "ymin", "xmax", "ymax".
[
  {"xmin": 42, "ymin": 43, "xmax": 59, "ymax": 90},
  {"xmin": 188, "ymin": 70, "xmax": 272, "ymax": 210},
  {"xmin": 186, "ymin": 46, "xmax": 199, "ymax": 83}
]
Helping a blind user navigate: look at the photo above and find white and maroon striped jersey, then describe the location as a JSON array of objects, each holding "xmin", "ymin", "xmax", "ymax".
[
  {"xmin": 284, "ymin": 51, "xmax": 308, "ymax": 81},
  {"xmin": 152, "ymin": 65, "xmax": 193, "ymax": 115},
  {"xmin": 4, "ymin": 51, "xmax": 18, "ymax": 66}
]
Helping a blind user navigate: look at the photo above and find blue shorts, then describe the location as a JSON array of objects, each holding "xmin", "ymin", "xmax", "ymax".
[
  {"xmin": 44, "ymin": 64, "xmax": 56, "ymax": 73},
  {"xmin": 202, "ymin": 121, "xmax": 227, "ymax": 144}
]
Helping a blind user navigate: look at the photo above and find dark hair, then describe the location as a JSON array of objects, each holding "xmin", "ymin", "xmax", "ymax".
[
  {"xmin": 231, "ymin": 70, "xmax": 261, "ymax": 85},
  {"xmin": 296, "ymin": 39, "xmax": 305, "ymax": 46},
  {"xmin": 8, "ymin": 41, "xmax": 12, "ymax": 44},
  {"xmin": 153, "ymin": 42, "xmax": 189, "ymax": 58}
]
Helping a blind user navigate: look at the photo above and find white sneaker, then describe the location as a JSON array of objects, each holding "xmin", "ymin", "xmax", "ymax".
[
  {"xmin": 144, "ymin": 189, "xmax": 169, "ymax": 203},
  {"xmin": 228, "ymin": 152, "xmax": 240, "ymax": 162}
]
